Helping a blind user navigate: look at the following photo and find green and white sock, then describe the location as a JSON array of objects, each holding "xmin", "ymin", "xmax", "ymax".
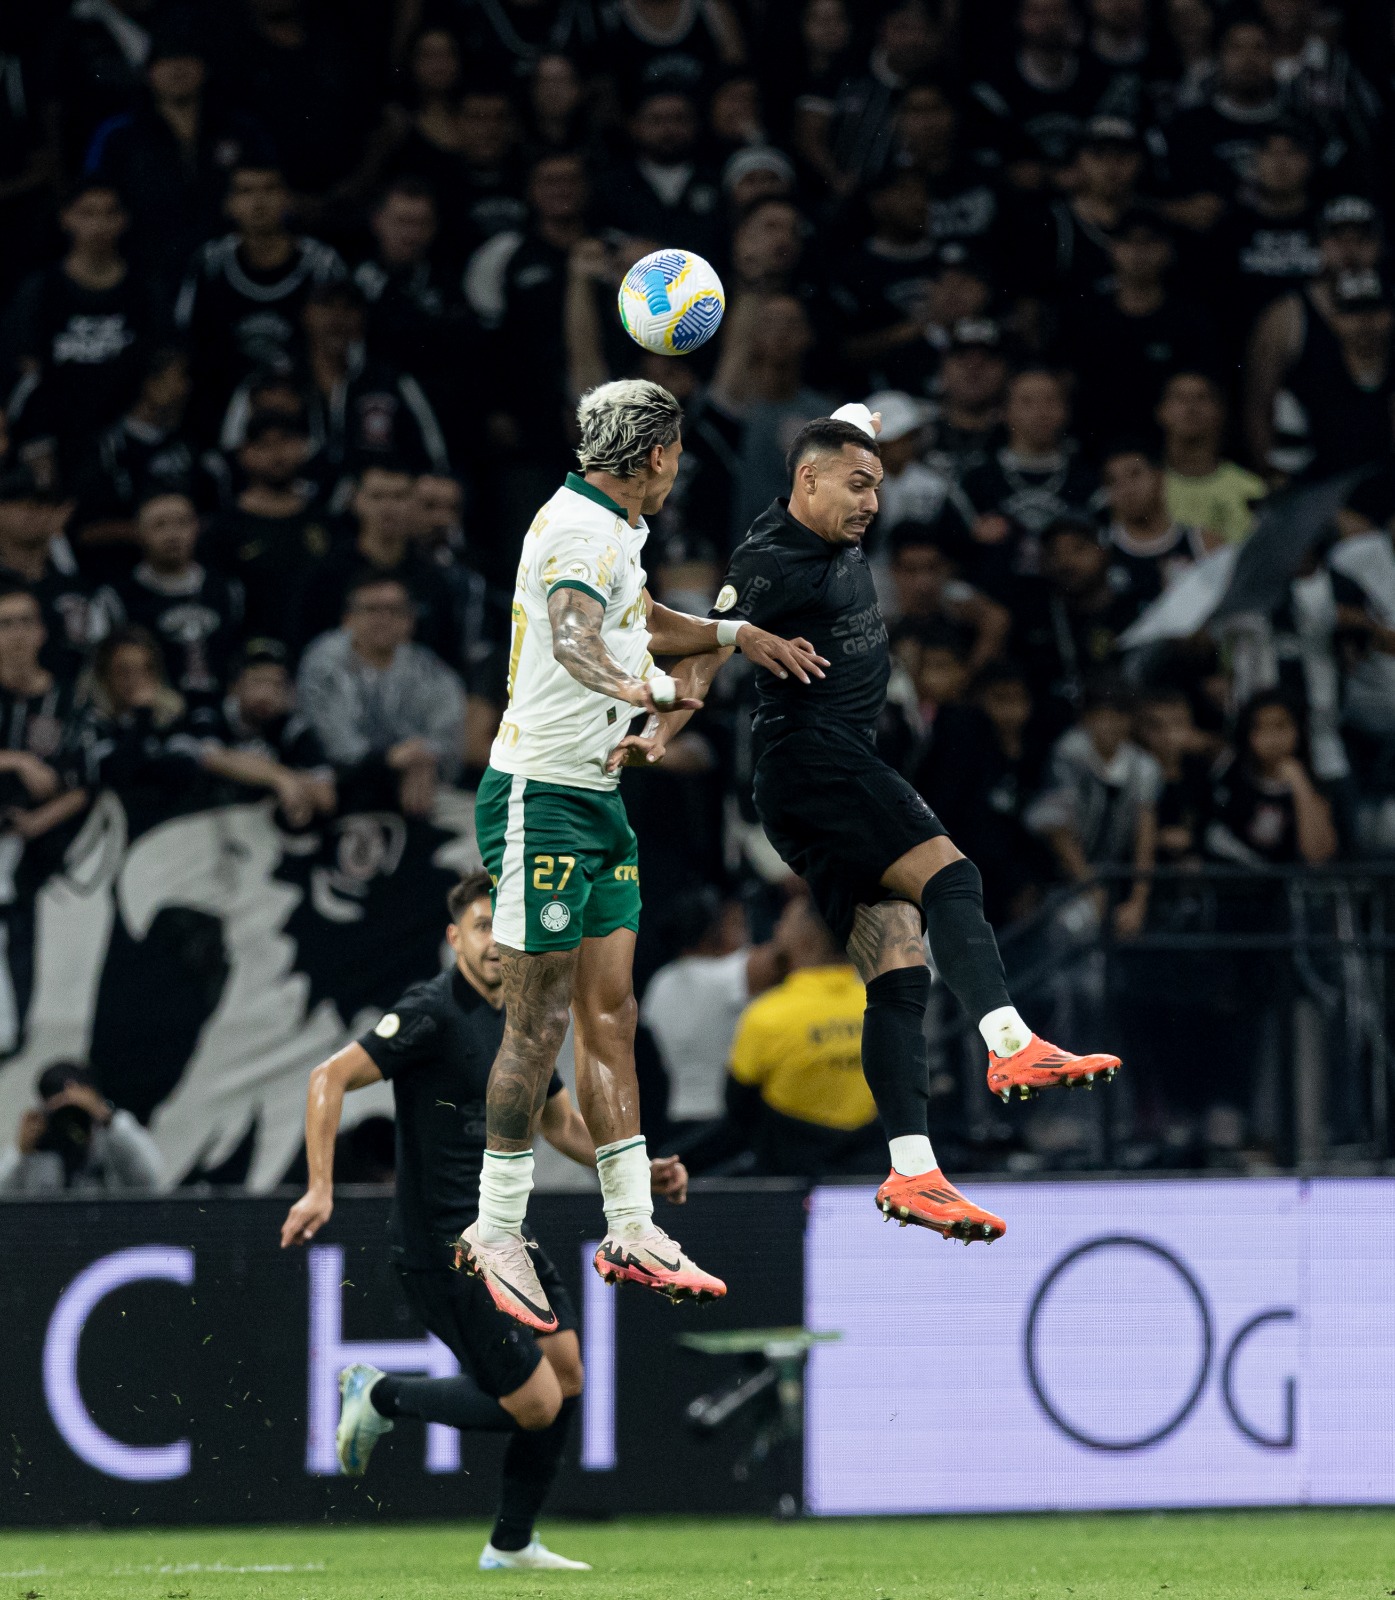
[
  {"xmin": 595, "ymin": 1135, "xmax": 653, "ymax": 1237},
  {"xmin": 477, "ymin": 1148, "xmax": 534, "ymax": 1243}
]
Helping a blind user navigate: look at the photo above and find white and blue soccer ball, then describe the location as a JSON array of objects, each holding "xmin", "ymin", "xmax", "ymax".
[{"xmin": 618, "ymin": 249, "xmax": 726, "ymax": 356}]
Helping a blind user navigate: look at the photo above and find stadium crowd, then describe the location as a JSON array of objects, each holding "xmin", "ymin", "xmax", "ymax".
[{"xmin": 2, "ymin": 0, "xmax": 1395, "ymax": 1182}]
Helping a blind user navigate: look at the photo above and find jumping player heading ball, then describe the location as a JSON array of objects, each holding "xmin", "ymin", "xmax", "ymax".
[{"xmin": 649, "ymin": 407, "xmax": 1122, "ymax": 1244}]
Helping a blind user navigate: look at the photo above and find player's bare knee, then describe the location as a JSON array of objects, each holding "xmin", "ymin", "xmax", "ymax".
[
  {"xmin": 541, "ymin": 1332, "xmax": 584, "ymax": 1397},
  {"xmin": 847, "ymin": 900, "xmax": 929, "ymax": 983},
  {"xmin": 505, "ymin": 1361, "xmax": 563, "ymax": 1430}
]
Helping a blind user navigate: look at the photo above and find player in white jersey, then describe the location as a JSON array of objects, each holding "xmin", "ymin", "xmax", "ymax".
[{"xmin": 461, "ymin": 379, "xmax": 825, "ymax": 1331}]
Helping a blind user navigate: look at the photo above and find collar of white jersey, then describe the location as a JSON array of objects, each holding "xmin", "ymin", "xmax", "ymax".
[{"xmin": 564, "ymin": 472, "xmax": 633, "ymax": 523}]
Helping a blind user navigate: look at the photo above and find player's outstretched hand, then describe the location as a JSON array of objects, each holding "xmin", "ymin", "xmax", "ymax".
[
  {"xmin": 631, "ymin": 681, "xmax": 703, "ymax": 715},
  {"xmin": 280, "ymin": 1188, "xmax": 333, "ymax": 1248},
  {"xmin": 737, "ymin": 626, "xmax": 829, "ymax": 684},
  {"xmin": 605, "ymin": 732, "xmax": 666, "ymax": 773},
  {"xmin": 650, "ymin": 1154, "xmax": 688, "ymax": 1205}
]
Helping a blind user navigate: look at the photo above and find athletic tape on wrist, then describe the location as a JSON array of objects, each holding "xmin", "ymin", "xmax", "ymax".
[{"xmin": 715, "ymin": 619, "xmax": 745, "ymax": 647}]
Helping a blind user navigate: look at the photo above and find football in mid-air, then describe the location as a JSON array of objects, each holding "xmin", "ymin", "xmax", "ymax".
[{"xmin": 618, "ymin": 249, "xmax": 725, "ymax": 355}]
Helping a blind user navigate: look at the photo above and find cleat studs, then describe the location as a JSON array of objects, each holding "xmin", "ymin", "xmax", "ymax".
[
  {"xmin": 1083, "ymin": 1080, "xmax": 1093, "ymax": 1091},
  {"xmin": 898, "ymin": 1206, "xmax": 910, "ymax": 1219},
  {"xmin": 1018, "ymin": 1085, "xmax": 1031, "ymax": 1101},
  {"xmin": 998, "ymin": 1089, "xmax": 1011, "ymax": 1103}
]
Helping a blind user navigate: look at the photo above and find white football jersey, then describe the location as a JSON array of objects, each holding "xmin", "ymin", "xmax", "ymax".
[{"xmin": 489, "ymin": 474, "xmax": 656, "ymax": 790}]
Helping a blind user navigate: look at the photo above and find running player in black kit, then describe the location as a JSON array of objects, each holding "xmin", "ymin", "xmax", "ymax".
[
  {"xmin": 629, "ymin": 412, "xmax": 1120, "ymax": 1244},
  {"xmin": 279, "ymin": 870, "xmax": 686, "ymax": 1570}
]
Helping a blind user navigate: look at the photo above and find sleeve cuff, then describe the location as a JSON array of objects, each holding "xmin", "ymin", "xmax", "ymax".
[{"xmin": 548, "ymin": 578, "xmax": 606, "ymax": 607}]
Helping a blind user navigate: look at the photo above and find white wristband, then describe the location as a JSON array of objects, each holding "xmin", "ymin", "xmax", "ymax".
[{"xmin": 715, "ymin": 618, "xmax": 746, "ymax": 647}]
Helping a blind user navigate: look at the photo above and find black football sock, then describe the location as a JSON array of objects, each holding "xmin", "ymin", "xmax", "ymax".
[
  {"xmin": 490, "ymin": 1395, "xmax": 578, "ymax": 1552},
  {"xmin": 920, "ymin": 858, "xmax": 1011, "ymax": 1025},
  {"xmin": 370, "ymin": 1372, "xmax": 514, "ymax": 1432},
  {"xmin": 861, "ymin": 966, "xmax": 932, "ymax": 1139}
]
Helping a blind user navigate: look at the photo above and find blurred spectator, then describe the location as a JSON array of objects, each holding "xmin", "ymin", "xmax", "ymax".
[
  {"xmin": 220, "ymin": 281, "xmax": 449, "ymax": 480},
  {"xmin": 1208, "ymin": 690, "xmax": 1338, "ymax": 865},
  {"xmin": 103, "ymin": 492, "xmax": 243, "ymax": 705},
  {"xmin": 0, "ymin": 1062, "xmax": 162, "ymax": 1194},
  {"xmin": 1162, "ymin": 16, "xmax": 1290, "ymax": 228},
  {"xmin": 0, "ymin": 467, "xmax": 104, "ymax": 677},
  {"xmin": 641, "ymin": 889, "xmax": 782, "ymax": 1139},
  {"xmin": 300, "ymin": 464, "xmax": 459, "ymax": 662},
  {"xmin": 1157, "ymin": 371, "xmax": 1265, "ymax": 545},
  {"xmin": 71, "ymin": 347, "xmax": 212, "ymax": 543},
  {"xmin": 194, "ymin": 639, "xmax": 336, "ymax": 827},
  {"xmin": 296, "ymin": 573, "xmax": 465, "ymax": 815},
  {"xmin": 1027, "ymin": 114, "xmax": 1144, "ymax": 310},
  {"xmin": 707, "ymin": 292, "xmax": 834, "ymax": 542},
  {"xmin": 1058, "ymin": 209, "xmax": 1217, "ymax": 452},
  {"xmin": 1102, "ymin": 442, "xmax": 1218, "ymax": 598},
  {"xmin": 205, "ymin": 412, "xmax": 331, "ymax": 649},
  {"xmin": 810, "ymin": 0, "xmax": 941, "ymax": 194},
  {"xmin": 353, "ymin": 178, "xmax": 464, "ymax": 430},
  {"xmin": 893, "ymin": 81, "xmax": 1008, "ymax": 260},
  {"xmin": 76, "ymin": 625, "xmax": 208, "ymax": 817},
  {"xmin": 921, "ymin": 318, "xmax": 1009, "ymax": 480},
  {"xmin": 1134, "ymin": 687, "xmax": 1213, "ymax": 865},
  {"xmin": 834, "ymin": 169, "xmax": 940, "ymax": 384},
  {"xmin": 863, "ymin": 391, "xmax": 944, "ymax": 537},
  {"xmin": 0, "ymin": 581, "xmax": 87, "ymax": 833},
  {"xmin": 1027, "ymin": 680, "xmax": 1161, "ymax": 938},
  {"xmin": 971, "ymin": 0, "xmax": 1114, "ymax": 184},
  {"xmin": 949, "ymin": 367, "xmax": 1100, "ymax": 597},
  {"xmin": 599, "ymin": 0, "xmax": 746, "ymax": 109},
  {"xmin": 86, "ymin": 24, "xmax": 275, "ymax": 296},
  {"xmin": 886, "ymin": 522, "xmax": 1010, "ymax": 674},
  {"xmin": 966, "ymin": 658, "xmax": 1056, "ymax": 920},
  {"xmin": 692, "ymin": 895, "xmax": 879, "ymax": 1177},
  {"xmin": 174, "ymin": 164, "xmax": 345, "ymax": 442},
  {"xmin": 1016, "ymin": 517, "xmax": 1149, "ymax": 724},
  {"xmin": 1207, "ymin": 122, "xmax": 1322, "ymax": 359},
  {"xmin": 598, "ymin": 90, "xmax": 721, "ymax": 257},
  {"xmin": 214, "ymin": 0, "xmax": 372, "ymax": 199},
  {"xmin": 1244, "ymin": 194, "xmax": 1385, "ymax": 478},
  {"xmin": 2, "ymin": 181, "xmax": 153, "ymax": 477}
]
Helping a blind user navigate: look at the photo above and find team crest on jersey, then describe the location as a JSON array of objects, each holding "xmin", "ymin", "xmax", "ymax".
[
  {"xmin": 714, "ymin": 584, "xmax": 738, "ymax": 612},
  {"xmin": 540, "ymin": 901, "xmax": 571, "ymax": 933}
]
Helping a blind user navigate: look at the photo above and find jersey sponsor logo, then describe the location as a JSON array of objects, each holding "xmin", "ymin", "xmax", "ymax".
[
  {"xmin": 374, "ymin": 1012, "xmax": 401, "ymax": 1038},
  {"xmin": 540, "ymin": 901, "xmax": 572, "ymax": 933},
  {"xmin": 713, "ymin": 584, "xmax": 738, "ymax": 613},
  {"xmin": 613, "ymin": 864, "xmax": 639, "ymax": 882}
]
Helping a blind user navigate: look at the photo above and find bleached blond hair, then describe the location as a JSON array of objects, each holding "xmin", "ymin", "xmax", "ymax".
[{"xmin": 575, "ymin": 379, "xmax": 682, "ymax": 479}]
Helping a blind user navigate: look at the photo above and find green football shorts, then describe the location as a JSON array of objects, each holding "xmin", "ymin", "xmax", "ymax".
[{"xmin": 475, "ymin": 765, "xmax": 642, "ymax": 952}]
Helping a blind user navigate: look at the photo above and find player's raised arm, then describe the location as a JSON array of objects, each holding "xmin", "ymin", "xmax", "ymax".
[
  {"xmin": 279, "ymin": 1043, "xmax": 383, "ymax": 1247},
  {"xmin": 547, "ymin": 585, "xmax": 701, "ymax": 714},
  {"xmin": 644, "ymin": 594, "xmax": 828, "ymax": 684}
]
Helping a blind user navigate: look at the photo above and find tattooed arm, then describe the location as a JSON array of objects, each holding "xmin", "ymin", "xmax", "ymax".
[{"xmin": 547, "ymin": 586, "xmax": 695, "ymax": 714}]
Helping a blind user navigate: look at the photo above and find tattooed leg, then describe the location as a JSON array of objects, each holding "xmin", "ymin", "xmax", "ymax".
[
  {"xmin": 847, "ymin": 900, "xmax": 933, "ymax": 1143},
  {"xmin": 487, "ymin": 945, "xmax": 579, "ymax": 1152}
]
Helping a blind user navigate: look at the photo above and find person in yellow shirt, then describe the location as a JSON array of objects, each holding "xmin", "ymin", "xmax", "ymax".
[
  {"xmin": 720, "ymin": 896, "xmax": 881, "ymax": 1177},
  {"xmin": 1157, "ymin": 372, "xmax": 1266, "ymax": 545}
]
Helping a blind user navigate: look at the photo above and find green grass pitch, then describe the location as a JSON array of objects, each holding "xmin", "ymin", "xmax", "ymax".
[{"xmin": 3, "ymin": 1512, "xmax": 1392, "ymax": 1599}]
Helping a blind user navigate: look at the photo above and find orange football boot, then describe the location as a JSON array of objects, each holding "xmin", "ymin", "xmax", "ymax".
[
  {"xmin": 874, "ymin": 1169, "xmax": 1006, "ymax": 1244},
  {"xmin": 987, "ymin": 1034, "xmax": 1121, "ymax": 1103}
]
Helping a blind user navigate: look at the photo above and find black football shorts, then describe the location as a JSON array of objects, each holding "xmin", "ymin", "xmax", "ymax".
[
  {"xmin": 753, "ymin": 724, "xmax": 947, "ymax": 946},
  {"xmin": 395, "ymin": 1234, "xmax": 578, "ymax": 1400}
]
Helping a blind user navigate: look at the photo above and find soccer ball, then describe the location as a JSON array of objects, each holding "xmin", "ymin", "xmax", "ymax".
[{"xmin": 618, "ymin": 249, "xmax": 726, "ymax": 355}]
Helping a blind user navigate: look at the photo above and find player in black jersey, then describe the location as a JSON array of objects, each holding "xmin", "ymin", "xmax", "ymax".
[
  {"xmin": 638, "ymin": 412, "xmax": 1120, "ymax": 1245},
  {"xmin": 280, "ymin": 871, "xmax": 685, "ymax": 1571}
]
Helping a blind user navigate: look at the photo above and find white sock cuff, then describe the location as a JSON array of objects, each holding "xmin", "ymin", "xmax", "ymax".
[
  {"xmin": 477, "ymin": 1147, "xmax": 535, "ymax": 1239},
  {"xmin": 888, "ymin": 1134, "xmax": 937, "ymax": 1177},
  {"xmin": 596, "ymin": 1136, "xmax": 653, "ymax": 1233},
  {"xmin": 595, "ymin": 1134, "xmax": 647, "ymax": 1163},
  {"xmin": 979, "ymin": 1004, "xmax": 1031, "ymax": 1057}
]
